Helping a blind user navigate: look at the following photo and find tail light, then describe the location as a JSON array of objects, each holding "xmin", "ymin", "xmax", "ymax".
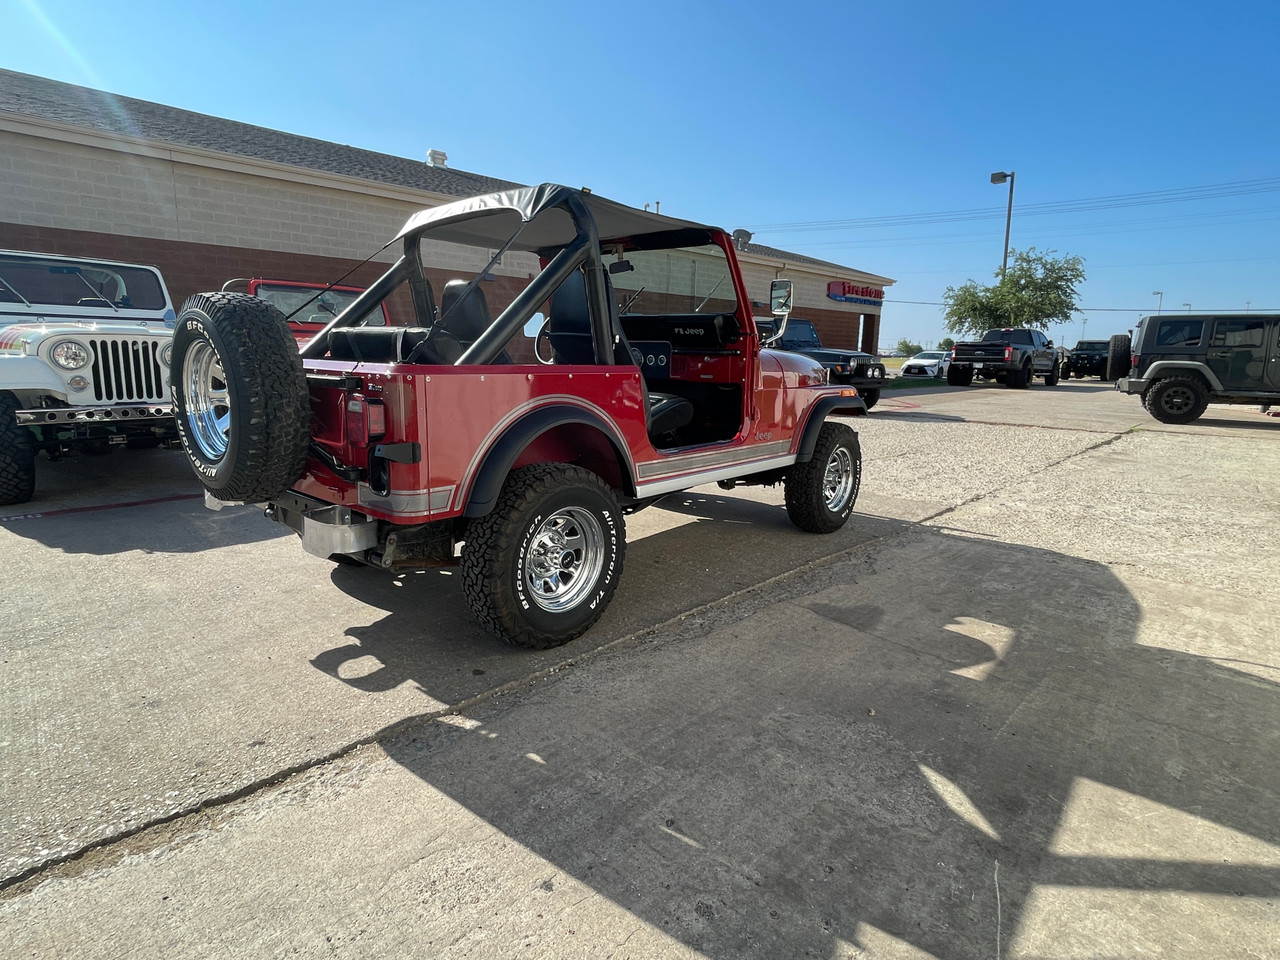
[
  {"xmin": 344, "ymin": 396, "xmax": 387, "ymax": 447},
  {"xmin": 1004, "ymin": 346, "xmax": 1013, "ymax": 362}
]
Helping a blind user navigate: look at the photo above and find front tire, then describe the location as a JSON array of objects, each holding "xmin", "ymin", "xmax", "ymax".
[
  {"xmin": 1045, "ymin": 361, "xmax": 1061, "ymax": 386},
  {"xmin": 1144, "ymin": 376, "xmax": 1209, "ymax": 424},
  {"xmin": 171, "ymin": 292, "xmax": 311, "ymax": 502},
  {"xmin": 462, "ymin": 464, "xmax": 626, "ymax": 649},
  {"xmin": 860, "ymin": 387, "xmax": 880, "ymax": 410},
  {"xmin": 785, "ymin": 422, "xmax": 861, "ymax": 534},
  {"xmin": 0, "ymin": 391, "xmax": 36, "ymax": 506}
]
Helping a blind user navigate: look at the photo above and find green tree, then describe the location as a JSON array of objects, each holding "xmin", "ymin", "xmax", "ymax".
[
  {"xmin": 895, "ymin": 338, "xmax": 924, "ymax": 356},
  {"xmin": 939, "ymin": 337, "xmax": 955, "ymax": 351},
  {"xmin": 942, "ymin": 247, "xmax": 1085, "ymax": 340}
]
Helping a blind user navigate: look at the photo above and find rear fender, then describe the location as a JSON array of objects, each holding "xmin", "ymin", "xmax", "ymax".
[
  {"xmin": 462, "ymin": 405, "xmax": 635, "ymax": 517},
  {"xmin": 1142, "ymin": 361, "xmax": 1222, "ymax": 392}
]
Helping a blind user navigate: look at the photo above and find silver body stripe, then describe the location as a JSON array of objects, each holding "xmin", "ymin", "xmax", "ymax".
[
  {"xmin": 635, "ymin": 439, "xmax": 792, "ymax": 479},
  {"xmin": 357, "ymin": 484, "xmax": 456, "ymax": 515},
  {"xmin": 634, "ymin": 455, "xmax": 797, "ymax": 498}
]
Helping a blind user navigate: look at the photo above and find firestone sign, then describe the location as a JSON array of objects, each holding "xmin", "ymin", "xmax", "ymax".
[{"xmin": 827, "ymin": 280, "xmax": 884, "ymax": 307}]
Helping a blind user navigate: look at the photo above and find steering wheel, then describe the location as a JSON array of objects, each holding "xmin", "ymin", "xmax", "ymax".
[{"xmin": 534, "ymin": 317, "xmax": 555, "ymax": 364}]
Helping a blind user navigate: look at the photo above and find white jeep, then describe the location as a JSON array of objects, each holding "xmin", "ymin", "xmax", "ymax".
[{"xmin": 0, "ymin": 250, "xmax": 178, "ymax": 505}]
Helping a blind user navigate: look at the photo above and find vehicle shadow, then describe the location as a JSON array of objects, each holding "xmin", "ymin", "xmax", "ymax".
[
  {"xmin": 368, "ymin": 530, "xmax": 1279, "ymax": 958},
  {"xmin": 310, "ymin": 497, "xmax": 905, "ymax": 700}
]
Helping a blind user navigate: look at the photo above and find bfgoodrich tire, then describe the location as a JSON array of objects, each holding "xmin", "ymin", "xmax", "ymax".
[
  {"xmin": 0, "ymin": 391, "xmax": 36, "ymax": 506},
  {"xmin": 171, "ymin": 292, "xmax": 311, "ymax": 502},
  {"xmin": 785, "ymin": 422, "xmax": 861, "ymax": 534},
  {"xmin": 462, "ymin": 464, "xmax": 626, "ymax": 649},
  {"xmin": 1107, "ymin": 334, "xmax": 1132, "ymax": 381},
  {"xmin": 1143, "ymin": 376, "xmax": 1209, "ymax": 424}
]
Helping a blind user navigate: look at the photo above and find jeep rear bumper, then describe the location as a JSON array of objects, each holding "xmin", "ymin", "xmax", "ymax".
[
  {"xmin": 207, "ymin": 489, "xmax": 380, "ymax": 558},
  {"xmin": 1116, "ymin": 377, "xmax": 1147, "ymax": 395}
]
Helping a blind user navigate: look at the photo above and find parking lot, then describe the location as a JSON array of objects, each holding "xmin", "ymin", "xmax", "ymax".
[{"xmin": 3, "ymin": 380, "xmax": 1278, "ymax": 958}]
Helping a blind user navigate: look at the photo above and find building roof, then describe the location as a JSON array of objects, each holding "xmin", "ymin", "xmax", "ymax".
[
  {"xmin": 0, "ymin": 68, "xmax": 518, "ymax": 199},
  {"xmin": 0, "ymin": 69, "xmax": 892, "ymax": 285},
  {"xmin": 742, "ymin": 239, "xmax": 893, "ymax": 285}
]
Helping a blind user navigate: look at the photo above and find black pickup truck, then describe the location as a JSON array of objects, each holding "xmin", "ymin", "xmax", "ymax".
[
  {"xmin": 947, "ymin": 327, "xmax": 1061, "ymax": 388},
  {"xmin": 756, "ymin": 317, "xmax": 887, "ymax": 408}
]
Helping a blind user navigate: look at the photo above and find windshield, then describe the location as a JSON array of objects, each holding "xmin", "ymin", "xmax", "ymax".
[
  {"xmin": 611, "ymin": 243, "xmax": 738, "ymax": 316},
  {"xmin": 252, "ymin": 283, "xmax": 386, "ymax": 326},
  {"xmin": 778, "ymin": 320, "xmax": 821, "ymax": 349},
  {"xmin": 0, "ymin": 255, "xmax": 167, "ymax": 310},
  {"xmin": 1074, "ymin": 340, "xmax": 1108, "ymax": 350}
]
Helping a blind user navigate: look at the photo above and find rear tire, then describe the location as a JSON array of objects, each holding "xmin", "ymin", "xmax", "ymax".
[
  {"xmin": 1144, "ymin": 376, "xmax": 1209, "ymax": 424},
  {"xmin": 1107, "ymin": 334, "xmax": 1132, "ymax": 381},
  {"xmin": 785, "ymin": 422, "xmax": 861, "ymax": 534},
  {"xmin": 462, "ymin": 464, "xmax": 626, "ymax": 648},
  {"xmin": 947, "ymin": 365, "xmax": 974, "ymax": 386},
  {"xmin": 171, "ymin": 292, "xmax": 311, "ymax": 502},
  {"xmin": 1007, "ymin": 362, "xmax": 1032, "ymax": 389},
  {"xmin": 0, "ymin": 391, "xmax": 36, "ymax": 506}
]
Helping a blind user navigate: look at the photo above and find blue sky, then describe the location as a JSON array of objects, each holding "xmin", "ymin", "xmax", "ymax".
[{"xmin": 8, "ymin": 0, "xmax": 1279, "ymax": 348}]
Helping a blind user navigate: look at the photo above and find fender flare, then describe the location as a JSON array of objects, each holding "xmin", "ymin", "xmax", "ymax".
[
  {"xmin": 795, "ymin": 395, "xmax": 866, "ymax": 463},
  {"xmin": 462, "ymin": 404, "xmax": 636, "ymax": 517},
  {"xmin": 1142, "ymin": 361, "xmax": 1223, "ymax": 392}
]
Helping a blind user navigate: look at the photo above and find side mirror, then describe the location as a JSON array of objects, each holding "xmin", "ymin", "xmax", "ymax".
[
  {"xmin": 770, "ymin": 279, "xmax": 793, "ymax": 318},
  {"xmin": 1047, "ymin": 339, "xmax": 1054, "ymax": 348}
]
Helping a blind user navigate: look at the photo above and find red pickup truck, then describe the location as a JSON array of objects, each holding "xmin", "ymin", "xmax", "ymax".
[{"xmin": 170, "ymin": 184, "xmax": 867, "ymax": 648}]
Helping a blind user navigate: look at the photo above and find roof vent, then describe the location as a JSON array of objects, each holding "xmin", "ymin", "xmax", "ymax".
[{"xmin": 426, "ymin": 149, "xmax": 448, "ymax": 168}]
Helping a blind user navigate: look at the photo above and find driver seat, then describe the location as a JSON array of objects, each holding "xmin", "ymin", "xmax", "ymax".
[{"xmin": 550, "ymin": 270, "xmax": 692, "ymax": 442}]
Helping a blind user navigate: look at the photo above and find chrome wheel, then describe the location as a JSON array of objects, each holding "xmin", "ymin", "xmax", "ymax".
[
  {"xmin": 183, "ymin": 339, "xmax": 230, "ymax": 461},
  {"xmin": 822, "ymin": 446, "xmax": 856, "ymax": 512},
  {"xmin": 523, "ymin": 507, "xmax": 606, "ymax": 613}
]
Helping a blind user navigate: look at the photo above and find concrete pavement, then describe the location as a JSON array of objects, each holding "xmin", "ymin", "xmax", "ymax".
[{"xmin": 2, "ymin": 380, "xmax": 1278, "ymax": 958}]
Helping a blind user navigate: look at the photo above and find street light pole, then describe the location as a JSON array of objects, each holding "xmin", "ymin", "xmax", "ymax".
[
  {"xmin": 1152, "ymin": 290, "xmax": 1163, "ymax": 314},
  {"xmin": 1183, "ymin": 302, "xmax": 1192, "ymax": 313},
  {"xmin": 990, "ymin": 171, "xmax": 1016, "ymax": 277}
]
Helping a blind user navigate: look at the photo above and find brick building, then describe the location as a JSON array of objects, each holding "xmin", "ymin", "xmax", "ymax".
[{"xmin": 0, "ymin": 69, "xmax": 892, "ymax": 352}]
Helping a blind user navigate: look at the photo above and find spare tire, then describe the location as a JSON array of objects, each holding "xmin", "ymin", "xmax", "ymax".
[
  {"xmin": 1107, "ymin": 334, "xmax": 1132, "ymax": 381},
  {"xmin": 171, "ymin": 292, "xmax": 311, "ymax": 502}
]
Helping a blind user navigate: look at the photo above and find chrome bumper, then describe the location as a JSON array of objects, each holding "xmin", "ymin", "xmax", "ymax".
[{"xmin": 16, "ymin": 404, "xmax": 173, "ymax": 425}]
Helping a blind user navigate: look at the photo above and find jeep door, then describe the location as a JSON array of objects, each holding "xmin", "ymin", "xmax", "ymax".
[
  {"xmin": 1205, "ymin": 317, "xmax": 1268, "ymax": 390},
  {"xmin": 1267, "ymin": 318, "xmax": 1280, "ymax": 392}
]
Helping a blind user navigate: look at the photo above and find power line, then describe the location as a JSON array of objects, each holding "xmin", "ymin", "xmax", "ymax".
[
  {"xmin": 745, "ymin": 176, "xmax": 1280, "ymax": 234},
  {"xmin": 884, "ymin": 299, "xmax": 1277, "ymax": 313}
]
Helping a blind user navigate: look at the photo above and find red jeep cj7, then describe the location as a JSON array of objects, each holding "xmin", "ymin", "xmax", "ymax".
[{"xmin": 171, "ymin": 185, "xmax": 866, "ymax": 648}]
